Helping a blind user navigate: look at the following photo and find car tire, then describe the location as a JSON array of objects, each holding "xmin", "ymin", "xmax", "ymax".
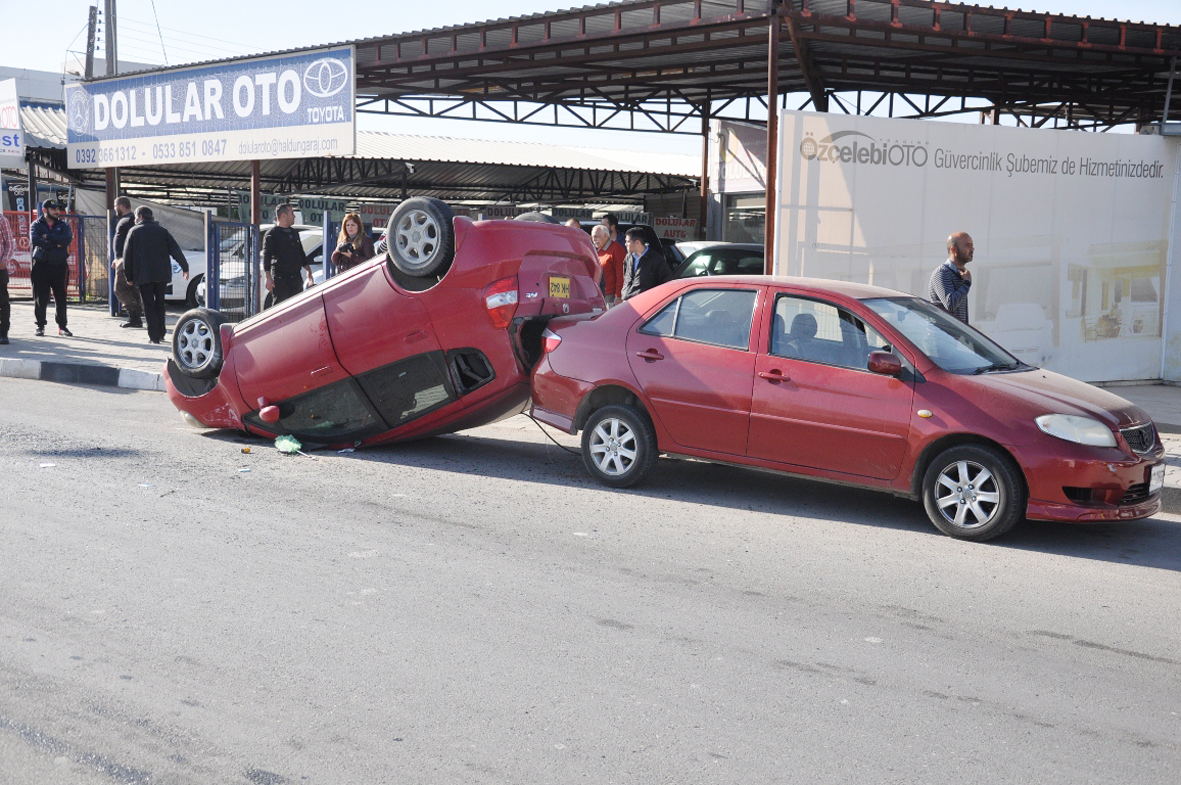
[
  {"xmin": 581, "ymin": 404, "xmax": 658, "ymax": 488},
  {"xmin": 514, "ymin": 211, "xmax": 560, "ymax": 224},
  {"xmin": 185, "ymin": 274, "xmax": 205, "ymax": 309},
  {"xmin": 921, "ymin": 444, "xmax": 1026, "ymax": 541},
  {"xmin": 172, "ymin": 308, "xmax": 227, "ymax": 379},
  {"xmin": 386, "ymin": 197, "xmax": 455, "ymax": 278}
]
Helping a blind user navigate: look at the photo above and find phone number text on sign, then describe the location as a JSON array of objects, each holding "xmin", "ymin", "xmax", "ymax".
[{"xmin": 150, "ymin": 138, "xmax": 226, "ymax": 161}]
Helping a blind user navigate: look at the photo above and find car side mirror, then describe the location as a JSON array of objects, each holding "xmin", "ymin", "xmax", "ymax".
[{"xmin": 867, "ymin": 351, "xmax": 903, "ymax": 376}]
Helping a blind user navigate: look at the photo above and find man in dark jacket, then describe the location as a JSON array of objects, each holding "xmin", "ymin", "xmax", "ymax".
[
  {"xmin": 29, "ymin": 199, "xmax": 73, "ymax": 336},
  {"xmin": 124, "ymin": 206, "xmax": 188, "ymax": 344},
  {"xmin": 619, "ymin": 227, "xmax": 671, "ymax": 301},
  {"xmin": 110, "ymin": 196, "xmax": 144, "ymax": 328},
  {"xmin": 262, "ymin": 204, "xmax": 313, "ymax": 306}
]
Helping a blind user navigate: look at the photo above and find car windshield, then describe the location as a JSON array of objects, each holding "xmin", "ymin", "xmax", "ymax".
[{"xmin": 862, "ymin": 297, "xmax": 1025, "ymax": 374}]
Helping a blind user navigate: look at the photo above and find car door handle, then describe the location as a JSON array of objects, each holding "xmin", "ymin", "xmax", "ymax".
[
  {"xmin": 758, "ymin": 369, "xmax": 789, "ymax": 382},
  {"xmin": 635, "ymin": 349, "xmax": 665, "ymax": 362},
  {"xmin": 404, "ymin": 329, "xmax": 430, "ymax": 344}
]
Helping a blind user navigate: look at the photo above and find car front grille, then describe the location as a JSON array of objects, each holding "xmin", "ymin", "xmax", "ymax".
[
  {"xmin": 1121, "ymin": 423, "xmax": 1156, "ymax": 454},
  {"xmin": 1121, "ymin": 482, "xmax": 1152, "ymax": 506}
]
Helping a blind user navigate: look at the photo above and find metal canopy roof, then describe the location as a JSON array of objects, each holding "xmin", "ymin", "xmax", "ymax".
[
  {"xmin": 350, "ymin": 0, "xmax": 1181, "ymax": 131},
  {"xmin": 18, "ymin": 104, "xmax": 697, "ymax": 204}
]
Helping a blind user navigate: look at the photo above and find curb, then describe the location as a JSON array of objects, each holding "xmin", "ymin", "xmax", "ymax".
[{"xmin": 0, "ymin": 358, "xmax": 165, "ymax": 392}]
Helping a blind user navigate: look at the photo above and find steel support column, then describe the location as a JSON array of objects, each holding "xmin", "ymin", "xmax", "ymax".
[
  {"xmin": 699, "ymin": 104, "xmax": 710, "ymax": 240},
  {"xmin": 763, "ymin": 5, "xmax": 780, "ymax": 272}
]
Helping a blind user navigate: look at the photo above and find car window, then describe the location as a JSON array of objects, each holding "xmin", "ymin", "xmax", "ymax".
[
  {"xmin": 713, "ymin": 251, "xmax": 764, "ymax": 275},
  {"xmin": 357, "ymin": 352, "xmax": 456, "ymax": 427},
  {"xmin": 771, "ymin": 294, "xmax": 889, "ymax": 370},
  {"xmin": 862, "ymin": 297, "xmax": 1018, "ymax": 374},
  {"xmin": 245, "ymin": 378, "xmax": 383, "ymax": 442},
  {"xmin": 640, "ymin": 289, "xmax": 757, "ymax": 350},
  {"xmin": 678, "ymin": 252, "xmax": 714, "ymax": 278}
]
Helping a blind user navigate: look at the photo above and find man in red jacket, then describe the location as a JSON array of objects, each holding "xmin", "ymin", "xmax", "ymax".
[{"xmin": 591, "ymin": 224, "xmax": 625, "ymax": 306}]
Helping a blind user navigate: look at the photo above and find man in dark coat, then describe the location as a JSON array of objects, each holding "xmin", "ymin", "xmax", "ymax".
[
  {"xmin": 110, "ymin": 196, "xmax": 144, "ymax": 328},
  {"xmin": 262, "ymin": 203, "xmax": 313, "ymax": 306},
  {"xmin": 619, "ymin": 227, "xmax": 671, "ymax": 301},
  {"xmin": 29, "ymin": 199, "xmax": 74, "ymax": 336},
  {"xmin": 123, "ymin": 206, "xmax": 188, "ymax": 344}
]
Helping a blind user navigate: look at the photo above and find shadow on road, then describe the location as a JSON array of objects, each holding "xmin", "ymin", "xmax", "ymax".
[{"xmin": 242, "ymin": 426, "xmax": 1181, "ymax": 573}]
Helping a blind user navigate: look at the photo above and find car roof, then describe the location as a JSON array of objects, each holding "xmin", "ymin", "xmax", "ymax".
[{"xmin": 681, "ymin": 274, "xmax": 910, "ymax": 300}]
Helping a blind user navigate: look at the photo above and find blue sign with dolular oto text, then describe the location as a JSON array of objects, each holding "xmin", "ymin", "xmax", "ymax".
[{"xmin": 65, "ymin": 46, "xmax": 355, "ymax": 169}]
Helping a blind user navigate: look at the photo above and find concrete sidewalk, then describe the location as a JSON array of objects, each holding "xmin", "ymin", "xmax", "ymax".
[
  {"xmin": 3, "ymin": 297, "xmax": 1181, "ymax": 512},
  {"xmin": 0, "ymin": 300, "xmax": 174, "ymax": 391}
]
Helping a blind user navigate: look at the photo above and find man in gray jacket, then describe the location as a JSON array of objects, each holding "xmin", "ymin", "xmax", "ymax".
[{"xmin": 123, "ymin": 206, "xmax": 188, "ymax": 344}]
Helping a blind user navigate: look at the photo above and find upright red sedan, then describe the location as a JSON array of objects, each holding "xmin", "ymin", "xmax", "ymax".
[
  {"xmin": 530, "ymin": 276, "xmax": 1165, "ymax": 540},
  {"xmin": 166, "ymin": 198, "xmax": 604, "ymax": 446}
]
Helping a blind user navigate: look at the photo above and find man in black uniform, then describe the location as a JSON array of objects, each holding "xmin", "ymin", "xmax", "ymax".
[
  {"xmin": 262, "ymin": 204, "xmax": 313, "ymax": 306},
  {"xmin": 123, "ymin": 206, "xmax": 188, "ymax": 344},
  {"xmin": 110, "ymin": 196, "xmax": 144, "ymax": 328}
]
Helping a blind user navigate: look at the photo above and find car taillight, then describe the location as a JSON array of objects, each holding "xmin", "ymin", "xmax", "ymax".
[
  {"xmin": 541, "ymin": 328, "xmax": 562, "ymax": 354},
  {"xmin": 485, "ymin": 277, "xmax": 519, "ymax": 330}
]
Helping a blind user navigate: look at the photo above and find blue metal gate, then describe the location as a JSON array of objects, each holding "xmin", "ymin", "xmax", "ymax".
[{"xmin": 207, "ymin": 220, "xmax": 260, "ymax": 322}]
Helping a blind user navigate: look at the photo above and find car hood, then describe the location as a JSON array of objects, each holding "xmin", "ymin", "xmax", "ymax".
[{"xmin": 968, "ymin": 368, "xmax": 1150, "ymax": 428}]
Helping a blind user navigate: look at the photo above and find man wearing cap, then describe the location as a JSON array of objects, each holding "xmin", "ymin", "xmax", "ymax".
[{"xmin": 29, "ymin": 200, "xmax": 73, "ymax": 337}]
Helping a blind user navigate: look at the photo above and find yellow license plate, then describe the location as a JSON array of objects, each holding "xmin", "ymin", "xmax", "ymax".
[{"xmin": 549, "ymin": 277, "xmax": 571, "ymax": 298}]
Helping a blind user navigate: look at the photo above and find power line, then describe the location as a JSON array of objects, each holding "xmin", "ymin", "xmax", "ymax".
[{"xmin": 149, "ymin": 0, "xmax": 169, "ymax": 66}]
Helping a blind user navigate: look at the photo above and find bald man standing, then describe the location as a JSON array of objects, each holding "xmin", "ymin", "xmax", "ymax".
[{"xmin": 928, "ymin": 231, "xmax": 974, "ymax": 324}]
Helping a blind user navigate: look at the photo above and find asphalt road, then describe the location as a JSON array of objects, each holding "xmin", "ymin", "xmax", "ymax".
[{"xmin": 1, "ymin": 378, "xmax": 1179, "ymax": 785}]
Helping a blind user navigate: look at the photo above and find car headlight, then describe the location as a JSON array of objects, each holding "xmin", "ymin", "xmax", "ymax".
[{"xmin": 1035, "ymin": 414, "xmax": 1117, "ymax": 447}]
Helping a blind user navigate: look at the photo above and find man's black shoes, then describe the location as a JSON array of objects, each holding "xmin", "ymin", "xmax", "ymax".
[{"xmin": 121, "ymin": 318, "xmax": 144, "ymax": 328}]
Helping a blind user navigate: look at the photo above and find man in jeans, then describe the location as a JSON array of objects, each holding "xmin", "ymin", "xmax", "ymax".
[
  {"xmin": 29, "ymin": 200, "xmax": 73, "ymax": 337},
  {"xmin": 110, "ymin": 196, "xmax": 144, "ymax": 328},
  {"xmin": 0, "ymin": 212, "xmax": 12, "ymax": 344},
  {"xmin": 262, "ymin": 204, "xmax": 313, "ymax": 306}
]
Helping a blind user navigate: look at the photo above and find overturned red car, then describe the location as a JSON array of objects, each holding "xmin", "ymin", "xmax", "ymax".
[{"xmin": 165, "ymin": 198, "xmax": 604, "ymax": 445}]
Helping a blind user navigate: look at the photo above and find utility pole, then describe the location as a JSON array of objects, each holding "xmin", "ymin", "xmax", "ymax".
[
  {"xmin": 104, "ymin": 0, "xmax": 118, "ymax": 76},
  {"xmin": 84, "ymin": 6, "xmax": 98, "ymax": 80}
]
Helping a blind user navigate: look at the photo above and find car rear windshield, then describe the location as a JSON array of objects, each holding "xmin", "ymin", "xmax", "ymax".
[{"xmin": 862, "ymin": 297, "xmax": 1019, "ymax": 374}]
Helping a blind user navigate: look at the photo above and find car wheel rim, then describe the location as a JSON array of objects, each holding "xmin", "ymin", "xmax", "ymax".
[
  {"xmin": 394, "ymin": 209, "xmax": 440, "ymax": 271},
  {"xmin": 589, "ymin": 417, "xmax": 638, "ymax": 476},
  {"xmin": 934, "ymin": 460, "xmax": 1001, "ymax": 529},
  {"xmin": 177, "ymin": 319, "xmax": 214, "ymax": 372}
]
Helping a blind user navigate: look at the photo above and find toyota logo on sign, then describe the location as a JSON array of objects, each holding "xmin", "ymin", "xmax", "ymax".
[
  {"xmin": 70, "ymin": 95, "xmax": 90, "ymax": 135},
  {"xmin": 303, "ymin": 58, "xmax": 349, "ymax": 98}
]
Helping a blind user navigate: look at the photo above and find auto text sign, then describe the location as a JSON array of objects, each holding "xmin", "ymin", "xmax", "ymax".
[
  {"xmin": 653, "ymin": 217, "xmax": 697, "ymax": 239},
  {"xmin": 0, "ymin": 79, "xmax": 24, "ymax": 169},
  {"xmin": 64, "ymin": 46, "xmax": 355, "ymax": 169}
]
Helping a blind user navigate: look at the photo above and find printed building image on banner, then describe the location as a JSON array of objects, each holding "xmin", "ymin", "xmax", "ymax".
[
  {"xmin": 65, "ymin": 46, "xmax": 355, "ymax": 169},
  {"xmin": 775, "ymin": 110, "xmax": 1180, "ymax": 382}
]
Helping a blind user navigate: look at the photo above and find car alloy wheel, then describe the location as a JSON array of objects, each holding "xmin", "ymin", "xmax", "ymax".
[
  {"xmin": 922, "ymin": 444, "xmax": 1025, "ymax": 540},
  {"xmin": 386, "ymin": 197, "xmax": 456, "ymax": 277},
  {"xmin": 172, "ymin": 308, "xmax": 226, "ymax": 379},
  {"xmin": 590, "ymin": 417, "xmax": 638, "ymax": 476},
  {"xmin": 933, "ymin": 459, "xmax": 1000, "ymax": 529},
  {"xmin": 580, "ymin": 404, "xmax": 658, "ymax": 488}
]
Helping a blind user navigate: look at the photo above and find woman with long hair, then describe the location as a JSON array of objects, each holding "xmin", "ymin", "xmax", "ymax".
[{"xmin": 331, "ymin": 212, "xmax": 376, "ymax": 272}]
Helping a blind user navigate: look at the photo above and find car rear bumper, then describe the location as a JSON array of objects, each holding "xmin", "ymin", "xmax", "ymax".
[{"xmin": 163, "ymin": 360, "xmax": 245, "ymax": 430}]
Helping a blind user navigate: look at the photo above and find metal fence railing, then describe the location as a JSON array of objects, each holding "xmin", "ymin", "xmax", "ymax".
[
  {"xmin": 2, "ymin": 211, "xmax": 107, "ymax": 303},
  {"xmin": 207, "ymin": 220, "xmax": 259, "ymax": 323}
]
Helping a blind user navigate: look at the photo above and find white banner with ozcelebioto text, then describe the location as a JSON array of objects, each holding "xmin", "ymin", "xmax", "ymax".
[{"xmin": 776, "ymin": 110, "xmax": 1181, "ymax": 382}]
